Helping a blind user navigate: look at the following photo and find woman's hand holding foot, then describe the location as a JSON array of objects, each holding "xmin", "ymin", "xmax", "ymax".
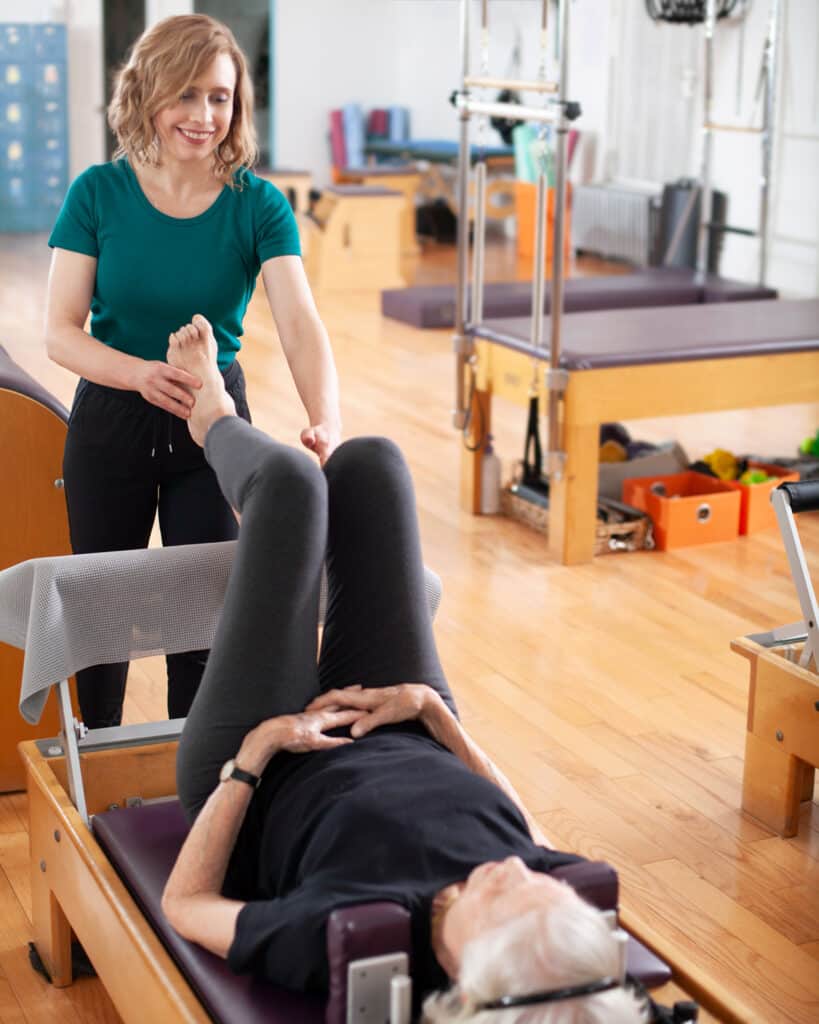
[
  {"xmin": 133, "ymin": 360, "xmax": 202, "ymax": 417},
  {"xmin": 167, "ymin": 313, "xmax": 236, "ymax": 445}
]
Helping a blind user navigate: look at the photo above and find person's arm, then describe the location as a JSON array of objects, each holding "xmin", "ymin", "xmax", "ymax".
[
  {"xmin": 161, "ymin": 706, "xmax": 364, "ymax": 957},
  {"xmin": 306, "ymin": 685, "xmax": 550, "ymax": 846},
  {"xmin": 260, "ymin": 255, "xmax": 342, "ymax": 464},
  {"xmin": 44, "ymin": 247, "xmax": 201, "ymax": 417}
]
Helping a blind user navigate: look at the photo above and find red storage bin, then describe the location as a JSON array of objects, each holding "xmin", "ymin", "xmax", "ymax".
[
  {"xmin": 723, "ymin": 462, "xmax": 800, "ymax": 534},
  {"xmin": 622, "ymin": 471, "xmax": 741, "ymax": 551}
]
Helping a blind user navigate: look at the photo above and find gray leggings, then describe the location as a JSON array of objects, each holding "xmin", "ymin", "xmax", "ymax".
[{"xmin": 176, "ymin": 418, "xmax": 454, "ymax": 819}]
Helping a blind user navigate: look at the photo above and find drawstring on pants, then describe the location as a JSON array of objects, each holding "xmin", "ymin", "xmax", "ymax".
[{"xmin": 150, "ymin": 409, "xmax": 174, "ymax": 458}]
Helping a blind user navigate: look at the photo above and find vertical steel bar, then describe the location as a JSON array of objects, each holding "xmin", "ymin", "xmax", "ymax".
[
  {"xmin": 758, "ymin": 0, "xmax": 781, "ymax": 285},
  {"xmin": 471, "ymin": 161, "xmax": 487, "ymax": 325},
  {"xmin": 696, "ymin": 0, "xmax": 717, "ymax": 278},
  {"xmin": 453, "ymin": 0, "xmax": 473, "ymax": 429},
  {"xmin": 546, "ymin": 0, "xmax": 571, "ymax": 475},
  {"xmin": 772, "ymin": 488, "xmax": 819, "ymax": 671},
  {"xmin": 530, "ymin": 173, "xmax": 548, "ymax": 357},
  {"xmin": 57, "ymin": 679, "xmax": 89, "ymax": 824}
]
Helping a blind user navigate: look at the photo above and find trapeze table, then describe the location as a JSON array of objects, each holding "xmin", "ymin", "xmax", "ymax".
[{"xmin": 461, "ymin": 298, "xmax": 819, "ymax": 565}]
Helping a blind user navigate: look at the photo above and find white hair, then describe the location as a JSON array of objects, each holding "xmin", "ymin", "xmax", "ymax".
[{"xmin": 422, "ymin": 887, "xmax": 648, "ymax": 1024}]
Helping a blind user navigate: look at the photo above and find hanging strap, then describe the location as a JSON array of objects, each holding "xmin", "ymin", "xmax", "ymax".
[{"xmin": 523, "ymin": 394, "xmax": 543, "ymax": 485}]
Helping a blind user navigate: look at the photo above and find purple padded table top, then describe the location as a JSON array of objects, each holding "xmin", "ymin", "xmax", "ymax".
[
  {"xmin": 381, "ymin": 268, "xmax": 778, "ymax": 329},
  {"xmin": 468, "ymin": 298, "xmax": 819, "ymax": 370}
]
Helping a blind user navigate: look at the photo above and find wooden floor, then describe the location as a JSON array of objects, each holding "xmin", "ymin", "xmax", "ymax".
[{"xmin": 1, "ymin": 231, "xmax": 818, "ymax": 1023}]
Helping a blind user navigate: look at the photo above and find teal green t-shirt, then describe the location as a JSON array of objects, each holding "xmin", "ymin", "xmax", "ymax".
[{"xmin": 48, "ymin": 160, "xmax": 301, "ymax": 370}]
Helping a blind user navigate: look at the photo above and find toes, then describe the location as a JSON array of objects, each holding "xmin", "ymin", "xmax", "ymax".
[{"xmin": 192, "ymin": 313, "xmax": 212, "ymax": 336}]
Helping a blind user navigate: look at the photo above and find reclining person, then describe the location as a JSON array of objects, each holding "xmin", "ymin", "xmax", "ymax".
[{"xmin": 160, "ymin": 316, "xmax": 645, "ymax": 1022}]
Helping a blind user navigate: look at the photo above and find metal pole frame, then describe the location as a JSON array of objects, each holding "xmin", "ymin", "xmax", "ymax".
[
  {"xmin": 545, "ymin": 0, "xmax": 571, "ymax": 479},
  {"xmin": 758, "ymin": 0, "xmax": 782, "ymax": 286},
  {"xmin": 453, "ymin": 0, "xmax": 474, "ymax": 431},
  {"xmin": 697, "ymin": 0, "xmax": 782, "ymax": 285},
  {"xmin": 695, "ymin": 0, "xmax": 717, "ymax": 280},
  {"xmin": 771, "ymin": 488, "xmax": 819, "ymax": 671},
  {"xmin": 453, "ymin": 0, "xmax": 576, "ymax": 479}
]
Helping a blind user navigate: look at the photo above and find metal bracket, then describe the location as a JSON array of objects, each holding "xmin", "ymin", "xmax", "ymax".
[
  {"xmin": 56, "ymin": 679, "xmax": 88, "ymax": 825},
  {"xmin": 453, "ymin": 334, "xmax": 476, "ymax": 358},
  {"xmin": 545, "ymin": 368, "xmax": 569, "ymax": 394}
]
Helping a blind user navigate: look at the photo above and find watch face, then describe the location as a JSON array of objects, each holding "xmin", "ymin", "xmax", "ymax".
[{"xmin": 219, "ymin": 758, "xmax": 236, "ymax": 783}]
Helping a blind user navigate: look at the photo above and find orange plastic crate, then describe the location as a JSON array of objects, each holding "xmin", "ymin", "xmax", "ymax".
[
  {"xmin": 622, "ymin": 471, "xmax": 741, "ymax": 550},
  {"xmin": 723, "ymin": 462, "xmax": 800, "ymax": 534},
  {"xmin": 515, "ymin": 181, "xmax": 572, "ymax": 272}
]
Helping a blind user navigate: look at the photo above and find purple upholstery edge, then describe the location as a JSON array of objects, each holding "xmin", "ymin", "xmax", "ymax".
[
  {"xmin": 0, "ymin": 344, "xmax": 69, "ymax": 422},
  {"xmin": 326, "ymin": 903, "xmax": 412, "ymax": 1024}
]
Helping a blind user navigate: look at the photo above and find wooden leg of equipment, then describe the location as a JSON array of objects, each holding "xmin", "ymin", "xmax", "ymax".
[
  {"xmin": 741, "ymin": 731, "xmax": 803, "ymax": 837},
  {"xmin": 547, "ymin": 420, "xmax": 600, "ymax": 566},
  {"xmin": 459, "ymin": 380, "xmax": 492, "ymax": 516},
  {"xmin": 21, "ymin": 740, "xmax": 209, "ymax": 1023},
  {"xmin": 733, "ymin": 638, "xmax": 819, "ymax": 837}
]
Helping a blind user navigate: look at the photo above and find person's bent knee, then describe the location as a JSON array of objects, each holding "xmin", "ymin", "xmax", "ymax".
[
  {"xmin": 246, "ymin": 443, "xmax": 325, "ymax": 509},
  {"xmin": 324, "ymin": 436, "xmax": 405, "ymax": 481}
]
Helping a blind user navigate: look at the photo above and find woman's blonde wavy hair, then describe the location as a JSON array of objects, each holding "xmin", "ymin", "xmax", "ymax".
[{"xmin": 108, "ymin": 14, "xmax": 258, "ymax": 186}]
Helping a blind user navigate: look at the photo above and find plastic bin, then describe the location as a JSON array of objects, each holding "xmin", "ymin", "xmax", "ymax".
[
  {"xmin": 724, "ymin": 462, "xmax": 800, "ymax": 535},
  {"xmin": 623, "ymin": 471, "xmax": 741, "ymax": 550}
]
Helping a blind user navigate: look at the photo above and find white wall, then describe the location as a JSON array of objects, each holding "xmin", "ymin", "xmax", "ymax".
[{"xmin": 274, "ymin": 0, "xmax": 399, "ymax": 180}]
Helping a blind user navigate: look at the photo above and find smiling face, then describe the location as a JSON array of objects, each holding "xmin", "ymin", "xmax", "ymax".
[
  {"xmin": 439, "ymin": 857, "xmax": 574, "ymax": 975},
  {"xmin": 152, "ymin": 51, "xmax": 236, "ymax": 166}
]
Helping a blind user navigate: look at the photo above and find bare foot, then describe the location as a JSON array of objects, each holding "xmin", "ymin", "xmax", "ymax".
[{"xmin": 167, "ymin": 314, "xmax": 235, "ymax": 446}]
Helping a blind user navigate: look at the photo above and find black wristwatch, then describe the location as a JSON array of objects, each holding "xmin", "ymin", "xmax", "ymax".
[{"xmin": 219, "ymin": 757, "xmax": 261, "ymax": 789}]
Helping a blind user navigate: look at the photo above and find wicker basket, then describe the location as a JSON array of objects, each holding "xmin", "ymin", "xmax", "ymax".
[{"xmin": 501, "ymin": 485, "xmax": 654, "ymax": 555}]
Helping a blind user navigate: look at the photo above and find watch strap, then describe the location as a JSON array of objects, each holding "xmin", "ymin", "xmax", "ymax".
[{"xmin": 229, "ymin": 764, "xmax": 260, "ymax": 789}]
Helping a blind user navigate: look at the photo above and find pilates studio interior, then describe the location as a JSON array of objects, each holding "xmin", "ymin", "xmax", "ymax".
[{"xmin": 1, "ymin": 0, "xmax": 818, "ymax": 1022}]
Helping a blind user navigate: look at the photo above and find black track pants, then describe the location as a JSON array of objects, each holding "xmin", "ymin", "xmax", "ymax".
[{"xmin": 63, "ymin": 360, "xmax": 251, "ymax": 728}]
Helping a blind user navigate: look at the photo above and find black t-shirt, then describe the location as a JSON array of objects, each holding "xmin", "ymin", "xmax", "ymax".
[{"xmin": 225, "ymin": 724, "xmax": 581, "ymax": 997}]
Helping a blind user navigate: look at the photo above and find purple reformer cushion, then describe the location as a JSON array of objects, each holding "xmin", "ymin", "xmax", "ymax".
[
  {"xmin": 380, "ymin": 268, "xmax": 778, "ymax": 329},
  {"xmin": 93, "ymin": 801, "xmax": 325, "ymax": 1024},
  {"xmin": 93, "ymin": 800, "xmax": 670, "ymax": 1023}
]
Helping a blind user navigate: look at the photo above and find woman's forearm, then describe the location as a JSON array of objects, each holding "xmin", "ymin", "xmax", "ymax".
[
  {"xmin": 280, "ymin": 315, "xmax": 341, "ymax": 431},
  {"xmin": 164, "ymin": 778, "xmax": 253, "ymax": 906},
  {"xmin": 46, "ymin": 323, "xmax": 144, "ymax": 390}
]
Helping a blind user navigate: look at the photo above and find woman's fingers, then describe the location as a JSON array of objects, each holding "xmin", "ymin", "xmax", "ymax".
[
  {"xmin": 316, "ymin": 708, "xmax": 366, "ymax": 730},
  {"xmin": 351, "ymin": 705, "xmax": 393, "ymax": 738},
  {"xmin": 306, "ymin": 686, "xmax": 369, "ymax": 712}
]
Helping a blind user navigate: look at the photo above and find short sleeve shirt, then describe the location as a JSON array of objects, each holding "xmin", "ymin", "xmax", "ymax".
[
  {"xmin": 48, "ymin": 160, "xmax": 301, "ymax": 370},
  {"xmin": 224, "ymin": 727, "xmax": 583, "ymax": 1000}
]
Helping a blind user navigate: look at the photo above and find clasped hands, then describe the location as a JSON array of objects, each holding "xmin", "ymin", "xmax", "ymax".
[{"xmin": 236, "ymin": 684, "xmax": 444, "ymax": 778}]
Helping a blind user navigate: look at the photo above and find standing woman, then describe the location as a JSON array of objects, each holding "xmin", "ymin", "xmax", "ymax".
[{"xmin": 44, "ymin": 15, "xmax": 341, "ymax": 729}]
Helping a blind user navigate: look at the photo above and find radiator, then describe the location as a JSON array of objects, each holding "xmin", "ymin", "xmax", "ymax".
[{"xmin": 572, "ymin": 182, "xmax": 662, "ymax": 265}]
